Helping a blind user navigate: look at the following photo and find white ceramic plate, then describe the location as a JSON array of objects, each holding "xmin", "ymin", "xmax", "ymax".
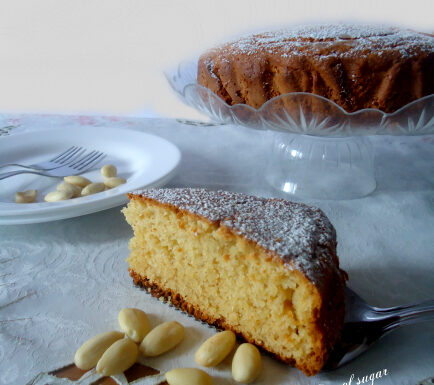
[{"xmin": 0, "ymin": 127, "xmax": 181, "ymax": 224}]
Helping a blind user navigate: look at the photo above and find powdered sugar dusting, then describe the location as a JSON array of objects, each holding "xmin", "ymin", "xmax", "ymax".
[
  {"xmin": 218, "ymin": 24, "xmax": 434, "ymax": 59},
  {"xmin": 132, "ymin": 188, "xmax": 341, "ymax": 286},
  {"xmin": 202, "ymin": 57, "xmax": 219, "ymax": 80}
]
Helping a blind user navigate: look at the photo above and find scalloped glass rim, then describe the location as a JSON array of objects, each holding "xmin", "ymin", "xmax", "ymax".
[{"xmin": 165, "ymin": 59, "xmax": 434, "ymax": 136}]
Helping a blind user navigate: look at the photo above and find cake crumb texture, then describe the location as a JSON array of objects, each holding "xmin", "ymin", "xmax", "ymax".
[{"xmin": 123, "ymin": 188, "xmax": 347, "ymax": 376}]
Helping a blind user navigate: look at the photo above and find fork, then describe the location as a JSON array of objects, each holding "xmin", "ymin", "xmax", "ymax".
[
  {"xmin": 0, "ymin": 146, "xmax": 85, "ymax": 171},
  {"xmin": 323, "ymin": 286, "xmax": 434, "ymax": 370},
  {"xmin": 0, "ymin": 150, "xmax": 106, "ymax": 180}
]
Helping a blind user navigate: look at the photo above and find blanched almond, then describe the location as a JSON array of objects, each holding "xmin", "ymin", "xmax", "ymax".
[
  {"xmin": 44, "ymin": 190, "xmax": 73, "ymax": 202},
  {"xmin": 139, "ymin": 321, "xmax": 184, "ymax": 357},
  {"xmin": 74, "ymin": 331, "xmax": 124, "ymax": 370},
  {"xmin": 15, "ymin": 189, "xmax": 37, "ymax": 203},
  {"xmin": 104, "ymin": 177, "xmax": 126, "ymax": 188},
  {"xmin": 101, "ymin": 164, "xmax": 117, "ymax": 178},
  {"xmin": 64, "ymin": 175, "xmax": 91, "ymax": 188},
  {"xmin": 57, "ymin": 182, "xmax": 82, "ymax": 197},
  {"xmin": 165, "ymin": 368, "xmax": 212, "ymax": 385},
  {"xmin": 118, "ymin": 308, "xmax": 150, "ymax": 343},
  {"xmin": 81, "ymin": 182, "xmax": 105, "ymax": 196},
  {"xmin": 195, "ymin": 330, "xmax": 236, "ymax": 367},
  {"xmin": 232, "ymin": 343, "xmax": 261, "ymax": 383},
  {"xmin": 96, "ymin": 338, "xmax": 138, "ymax": 376}
]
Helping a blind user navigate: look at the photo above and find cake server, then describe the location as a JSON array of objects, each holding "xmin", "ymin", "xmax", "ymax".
[
  {"xmin": 323, "ymin": 286, "xmax": 434, "ymax": 370},
  {"xmin": 138, "ymin": 283, "xmax": 434, "ymax": 372}
]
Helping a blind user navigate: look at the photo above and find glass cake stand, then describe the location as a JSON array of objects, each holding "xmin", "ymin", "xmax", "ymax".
[{"xmin": 166, "ymin": 59, "xmax": 434, "ymax": 200}]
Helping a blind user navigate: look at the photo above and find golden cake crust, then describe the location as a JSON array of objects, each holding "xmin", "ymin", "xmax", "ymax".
[
  {"xmin": 125, "ymin": 188, "xmax": 347, "ymax": 376},
  {"xmin": 198, "ymin": 24, "xmax": 434, "ymax": 113}
]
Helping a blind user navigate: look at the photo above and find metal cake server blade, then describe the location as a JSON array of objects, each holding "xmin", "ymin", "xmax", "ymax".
[
  {"xmin": 136, "ymin": 282, "xmax": 434, "ymax": 372},
  {"xmin": 323, "ymin": 286, "xmax": 434, "ymax": 371}
]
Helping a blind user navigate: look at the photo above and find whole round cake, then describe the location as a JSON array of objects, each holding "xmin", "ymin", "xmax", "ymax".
[{"xmin": 197, "ymin": 24, "xmax": 434, "ymax": 113}]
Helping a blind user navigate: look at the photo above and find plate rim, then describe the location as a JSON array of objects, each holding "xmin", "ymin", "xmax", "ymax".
[
  {"xmin": 0, "ymin": 165, "xmax": 178, "ymax": 225},
  {"xmin": 0, "ymin": 126, "xmax": 181, "ymax": 222}
]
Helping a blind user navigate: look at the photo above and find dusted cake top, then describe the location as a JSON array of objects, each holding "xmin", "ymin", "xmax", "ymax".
[
  {"xmin": 198, "ymin": 24, "xmax": 434, "ymax": 113},
  {"xmin": 216, "ymin": 24, "xmax": 434, "ymax": 59},
  {"xmin": 131, "ymin": 188, "xmax": 343, "ymax": 286}
]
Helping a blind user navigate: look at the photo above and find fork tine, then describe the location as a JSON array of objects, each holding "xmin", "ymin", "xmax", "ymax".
[
  {"xmin": 77, "ymin": 152, "xmax": 106, "ymax": 171},
  {"xmin": 49, "ymin": 146, "xmax": 77, "ymax": 162},
  {"xmin": 58, "ymin": 147, "xmax": 87, "ymax": 165},
  {"xmin": 69, "ymin": 150, "xmax": 98, "ymax": 168},
  {"xmin": 55, "ymin": 146, "xmax": 83, "ymax": 163}
]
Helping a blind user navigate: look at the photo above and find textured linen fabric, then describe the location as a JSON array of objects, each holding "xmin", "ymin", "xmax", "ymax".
[{"xmin": 0, "ymin": 114, "xmax": 433, "ymax": 385}]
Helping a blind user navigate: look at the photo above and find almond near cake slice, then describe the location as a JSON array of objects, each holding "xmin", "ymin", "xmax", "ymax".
[{"xmin": 122, "ymin": 188, "xmax": 347, "ymax": 376}]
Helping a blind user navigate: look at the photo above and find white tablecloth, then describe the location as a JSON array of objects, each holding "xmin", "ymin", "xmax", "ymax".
[{"xmin": 0, "ymin": 114, "xmax": 433, "ymax": 385}]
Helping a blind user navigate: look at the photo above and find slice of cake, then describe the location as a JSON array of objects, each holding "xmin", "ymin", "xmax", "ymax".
[{"xmin": 122, "ymin": 188, "xmax": 347, "ymax": 376}]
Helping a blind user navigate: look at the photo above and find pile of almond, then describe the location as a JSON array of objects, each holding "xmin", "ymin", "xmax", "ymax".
[
  {"xmin": 74, "ymin": 308, "xmax": 262, "ymax": 385},
  {"xmin": 14, "ymin": 164, "xmax": 126, "ymax": 203}
]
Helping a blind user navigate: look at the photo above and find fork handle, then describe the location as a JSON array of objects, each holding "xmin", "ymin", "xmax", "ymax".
[
  {"xmin": 0, "ymin": 169, "xmax": 47, "ymax": 180},
  {"xmin": 0, "ymin": 163, "xmax": 38, "ymax": 170},
  {"xmin": 373, "ymin": 299, "xmax": 434, "ymax": 331}
]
